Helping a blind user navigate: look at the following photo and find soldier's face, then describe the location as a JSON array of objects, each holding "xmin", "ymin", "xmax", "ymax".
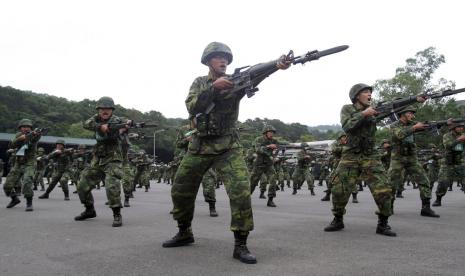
[
  {"xmin": 265, "ymin": 131, "xmax": 274, "ymax": 139},
  {"xmin": 340, "ymin": 136, "xmax": 347, "ymax": 144},
  {"xmin": 403, "ymin": 111, "xmax": 415, "ymax": 121},
  {"xmin": 19, "ymin": 126, "xmax": 32, "ymax": 134},
  {"xmin": 56, "ymin": 144, "xmax": 64, "ymax": 150},
  {"xmin": 98, "ymin": 108, "xmax": 113, "ymax": 120},
  {"xmin": 356, "ymin": 90, "xmax": 372, "ymax": 107},
  {"xmin": 383, "ymin": 143, "xmax": 391, "ymax": 149},
  {"xmin": 455, "ymin": 126, "xmax": 464, "ymax": 134},
  {"xmin": 208, "ymin": 55, "xmax": 228, "ymax": 76}
]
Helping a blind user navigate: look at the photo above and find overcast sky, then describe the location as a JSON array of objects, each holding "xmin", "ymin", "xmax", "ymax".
[{"xmin": 0, "ymin": 0, "xmax": 463, "ymax": 126}]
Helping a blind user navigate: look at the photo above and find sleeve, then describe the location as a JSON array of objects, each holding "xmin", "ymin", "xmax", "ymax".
[
  {"xmin": 185, "ymin": 77, "xmax": 216, "ymax": 116},
  {"xmin": 340, "ymin": 105, "xmax": 367, "ymax": 133},
  {"xmin": 391, "ymin": 124, "xmax": 415, "ymax": 140}
]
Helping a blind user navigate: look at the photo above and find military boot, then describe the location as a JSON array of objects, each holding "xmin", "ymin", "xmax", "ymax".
[
  {"xmin": 286, "ymin": 182, "xmax": 290, "ymax": 188},
  {"xmin": 432, "ymin": 195, "xmax": 442, "ymax": 207},
  {"xmin": 145, "ymin": 186, "xmax": 149, "ymax": 192},
  {"xmin": 38, "ymin": 192, "xmax": 49, "ymax": 199},
  {"xmin": 233, "ymin": 231, "xmax": 257, "ymax": 264},
  {"xmin": 448, "ymin": 184, "xmax": 452, "ymax": 191},
  {"xmin": 292, "ymin": 188, "xmax": 297, "ymax": 195},
  {"xmin": 352, "ymin": 193, "xmax": 358, "ymax": 203},
  {"xmin": 421, "ymin": 199, "xmax": 440, "ymax": 217},
  {"xmin": 259, "ymin": 191, "xmax": 266, "ymax": 199},
  {"xmin": 25, "ymin": 197, "xmax": 33, "ymax": 212},
  {"xmin": 209, "ymin": 202, "xmax": 218, "ymax": 217},
  {"xmin": 64, "ymin": 191, "xmax": 70, "ymax": 201},
  {"xmin": 396, "ymin": 190, "xmax": 404, "ymax": 198},
  {"xmin": 376, "ymin": 215, "xmax": 397, "ymax": 237},
  {"xmin": 280, "ymin": 186, "xmax": 284, "ymax": 192},
  {"xmin": 124, "ymin": 196, "xmax": 130, "ymax": 207},
  {"xmin": 310, "ymin": 188, "xmax": 315, "ymax": 196},
  {"xmin": 162, "ymin": 225, "xmax": 194, "ymax": 248},
  {"xmin": 358, "ymin": 184, "xmax": 363, "ymax": 191},
  {"xmin": 321, "ymin": 190, "xmax": 330, "ymax": 201},
  {"xmin": 267, "ymin": 197, "xmax": 276, "ymax": 207},
  {"xmin": 6, "ymin": 195, "xmax": 21, "ymax": 208},
  {"xmin": 33, "ymin": 185, "xmax": 38, "ymax": 191},
  {"xmin": 74, "ymin": 205, "xmax": 97, "ymax": 221},
  {"xmin": 112, "ymin": 207, "xmax": 122, "ymax": 227},
  {"xmin": 324, "ymin": 216, "xmax": 344, "ymax": 232}
]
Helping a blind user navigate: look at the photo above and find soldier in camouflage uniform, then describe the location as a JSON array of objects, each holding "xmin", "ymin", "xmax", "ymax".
[
  {"xmin": 324, "ymin": 84, "xmax": 399, "ymax": 236},
  {"xmin": 74, "ymin": 97, "xmax": 126, "ymax": 227},
  {"xmin": 71, "ymin": 145, "xmax": 92, "ymax": 194},
  {"xmin": 244, "ymin": 148, "xmax": 256, "ymax": 173},
  {"xmin": 425, "ymin": 144, "xmax": 441, "ymax": 190},
  {"xmin": 321, "ymin": 133, "xmax": 346, "ymax": 201},
  {"xmin": 292, "ymin": 144, "xmax": 315, "ymax": 195},
  {"xmin": 201, "ymin": 168, "xmax": 218, "ymax": 217},
  {"xmin": 4, "ymin": 119, "xmax": 43, "ymax": 211},
  {"xmin": 274, "ymin": 154, "xmax": 288, "ymax": 191},
  {"xmin": 387, "ymin": 106, "xmax": 439, "ymax": 217},
  {"xmin": 133, "ymin": 151, "xmax": 151, "ymax": 192},
  {"xmin": 38, "ymin": 140, "xmax": 73, "ymax": 201},
  {"xmin": 432, "ymin": 122, "xmax": 465, "ymax": 206},
  {"xmin": 250, "ymin": 125, "xmax": 280, "ymax": 207},
  {"xmin": 32, "ymin": 147, "xmax": 47, "ymax": 191},
  {"xmin": 162, "ymin": 42, "xmax": 290, "ymax": 264}
]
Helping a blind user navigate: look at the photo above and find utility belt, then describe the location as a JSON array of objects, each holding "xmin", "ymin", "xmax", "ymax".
[
  {"xmin": 346, "ymin": 136, "xmax": 375, "ymax": 155},
  {"xmin": 193, "ymin": 112, "xmax": 235, "ymax": 137}
]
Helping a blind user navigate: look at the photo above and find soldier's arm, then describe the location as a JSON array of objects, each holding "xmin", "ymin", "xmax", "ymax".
[
  {"xmin": 340, "ymin": 105, "xmax": 366, "ymax": 133},
  {"xmin": 254, "ymin": 137, "xmax": 269, "ymax": 156},
  {"xmin": 83, "ymin": 115, "xmax": 99, "ymax": 131},
  {"xmin": 443, "ymin": 133, "xmax": 460, "ymax": 150},
  {"xmin": 185, "ymin": 77, "xmax": 216, "ymax": 115},
  {"xmin": 391, "ymin": 124, "xmax": 415, "ymax": 140}
]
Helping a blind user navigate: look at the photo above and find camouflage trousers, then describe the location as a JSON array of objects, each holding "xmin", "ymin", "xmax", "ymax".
[
  {"xmin": 292, "ymin": 169, "xmax": 314, "ymax": 190},
  {"xmin": 435, "ymin": 162, "xmax": 465, "ymax": 197},
  {"xmin": 250, "ymin": 165, "xmax": 277, "ymax": 198},
  {"xmin": 389, "ymin": 157, "xmax": 431, "ymax": 200},
  {"xmin": 171, "ymin": 148, "xmax": 253, "ymax": 232},
  {"xmin": 33, "ymin": 168, "xmax": 46, "ymax": 190},
  {"xmin": 330, "ymin": 154, "xmax": 392, "ymax": 217},
  {"xmin": 122, "ymin": 163, "xmax": 134, "ymax": 197},
  {"xmin": 133, "ymin": 168, "xmax": 149, "ymax": 188},
  {"xmin": 427, "ymin": 164, "xmax": 439, "ymax": 189},
  {"xmin": 3, "ymin": 162, "xmax": 35, "ymax": 198},
  {"xmin": 77, "ymin": 161, "xmax": 123, "ymax": 208},
  {"xmin": 275, "ymin": 169, "xmax": 284, "ymax": 189},
  {"xmin": 45, "ymin": 169, "xmax": 71, "ymax": 195},
  {"xmin": 319, "ymin": 170, "xmax": 330, "ymax": 186},
  {"xmin": 201, "ymin": 169, "xmax": 216, "ymax": 203},
  {"xmin": 283, "ymin": 170, "xmax": 291, "ymax": 186}
]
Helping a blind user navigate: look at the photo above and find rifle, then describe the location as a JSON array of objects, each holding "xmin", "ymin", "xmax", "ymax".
[
  {"xmin": 421, "ymin": 118, "xmax": 465, "ymax": 134},
  {"xmin": 223, "ymin": 45, "xmax": 349, "ymax": 99},
  {"xmin": 16, "ymin": 128, "xmax": 49, "ymax": 156},
  {"xmin": 103, "ymin": 121, "xmax": 158, "ymax": 131},
  {"xmin": 375, "ymin": 87, "xmax": 465, "ymax": 123}
]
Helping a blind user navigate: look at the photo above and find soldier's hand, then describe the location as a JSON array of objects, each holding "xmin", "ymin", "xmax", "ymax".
[
  {"xmin": 17, "ymin": 134, "xmax": 27, "ymax": 141},
  {"xmin": 267, "ymin": 144, "xmax": 278, "ymax": 150},
  {"xmin": 457, "ymin": 135, "xmax": 465, "ymax": 142},
  {"xmin": 416, "ymin": 96, "xmax": 427, "ymax": 103},
  {"xmin": 277, "ymin": 55, "xmax": 291, "ymax": 70},
  {"xmin": 186, "ymin": 136, "xmax": 193, "ymax": 142},
  {"xmin": 413, "ymin": 122, "xmax": 426, "ymax": 131},
  {"xmin": 100, "ymin": 124, "xmax": 109, "ymax": 133},
  {"xmin": 362, "ymin": 107, "xmax": 378, "ymax": 117},
  {"xmin": 213, "ymin": 77, "xmax": 234, "ymax": 91}
]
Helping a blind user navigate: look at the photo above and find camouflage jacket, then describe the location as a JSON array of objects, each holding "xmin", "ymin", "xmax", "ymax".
[
  {"xmin": 35, "ymin": 153, "xmax": 48, "ymax": 171},
  {"xmin": 340, "ymin": 103, "xmax": 377, "ymax": 156},
  {"xmin": 253, "ymin": 136, "xmax": 279, "ymax": 167},
  {"xmin": 390, "ymin": 120, "xmax": 417, "ymax": 159},
  {"xmin": 83, "ymin": 114, "xmax": 123, "ymax": 165},
  {"xmin": 46, "ymin": 149, "xmax": 73, "ymax": 172},
  {"xmin": 9, "ymin": 131, "xmax": 41, "ymax": 165},
  {"xmin": 296, "ymin": 150, "xmax": 312, "ymax": 170},
  {"xmin": 330, "ymin": 141, "xmax": 343, "ymax": 168},
  {"xmin": 442, "ymin": 130, "xmax": 465, "ymax": 165}
]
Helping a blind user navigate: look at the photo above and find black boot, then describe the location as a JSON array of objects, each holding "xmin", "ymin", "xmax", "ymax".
[
  {"xmin": 310, "ymin": 188, "xmax": 315, "ymax": 196},
  {"xmin": 6, "ymin": 195, "xmax": 21, "ymax": 208},
  {"xmin": 292, "ymin": 188, "xmax": 297, "ymax": 195},
  {"xmin": 432, "ymin": 195, "xmax": 442, "ymax": 207},
  {"xmin": 38, "ymin": 192, "xmax": 49, "ymax": 199},
  {"xmin": 396, "ymin": 190, "xmax": 404, "ymax": 198},
  {"xmin": 145, "ymin": 186, "xmax": 149, "ymax": 192},
  {"xmin": 25, "ymin": 197, "xmax": 33, "ymax": 212},
  {"xmin": 324, "ymin": 216, "xmax": 344, "ymax": 232},
  {"xmin": 112, "ymin": 207, "xmax": 122, "ymax": 227},
  {"xmin": 162, "ymin": 225, "xmax": 194, "ymax": 248},
  {"xmin": 74, "ymin": 205, "xmax": 97, "ymax": 221},
  {"xmin": 33, "ymin": 185, "xmax": 38, "ymax": 191},
  {"xmin": 259, "ymin": 191, "xmax": 266, "ymax": 199},
  {"xmin": 209, "ymin": 202, "xmax": 218, "ymax": 217},
  {"xmin": 286, "ymin": 182, "xmax": 290, "ymax": 188},
  {"xmin": 376, "ymin": 215, "xmax": 397, "ymax": 237},
  {"xmin": 358, "ymin": 184, "xmax": 363, "ymax": 191},
  {"xmin": 64, "ymin": 191, "xmax": 70, "ymax": 201},
  {"xmin": 352, "ymin": 193, "xmax": 358, "ymax": 203},
  {"xmin": 124, "ymin": 196, "xmax": 130, "ymax": 207},
  {"xmin": 421, "ymin": 199, "xmax": 440, "ymax": 217},
  {"xmin": 267, "ymin": 197, "xmax": 276, "ymax": 207},
  {"xmin": 321, "ymin": 190, "xmax": 331, "ymax": 201},
  {"xmin": 233, "ymin": 231, "xmax": 257, "ymax": 264},
  {"xmin": 280, "ymin": 186, "xmax": 284, "ymax": 192}
]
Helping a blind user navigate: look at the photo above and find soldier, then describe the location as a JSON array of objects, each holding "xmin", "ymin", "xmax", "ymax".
[
  {"xmin": 324, "ymin": 84, "xmax": 405, "ymax": 236},
  {"xmin": 387, "ymin": 106, "xmax": 439, "ymax": 217},
  {"xmin": 162, "ymin": 42, "xmax": 290, "ymax": 264},
  {"xmin": 321, "ymin": 133, "xmax": 346, "ymax": 201},
  {"xmin": 74, "ymin": 96, "xmax": 126, "ymax": 227},
  {"xmin": 274, "ymin": 153, "xmax": 287, "ymax": 192},
  {"xmin": 133, "ymin": 150, "xmax": 151, "ymax": 192},
  {"xmin": 425, "ymin": 144, "xmax": 441, "ymax": 190},
  {"xmin": 71, "ymin": 144, "xmax": 92, "ymax": 194},
  {"xmin": 292, "ymin": 143, "xmax": 315, "ymax": 195},
  {"xmin": 432, "ymin": 121, "xmax": 465, "ymax": 206},
  {"xmin": 38, "ymin": 140, "xmax": 73, "ymax": 201},
  {"xmin": 249, "ymin": 125, "xmax": 281, "ymax": 207},
  {"xmin": 4, "ymin": 119, "xmax": 43, "ymax": 211},
  {"xmin": 201, "ymin": 168, "xmax": 218, "ymax": 217},
  {"xmin": 32, "ymin": 147, "xmax": 47, "ymax": 191}
]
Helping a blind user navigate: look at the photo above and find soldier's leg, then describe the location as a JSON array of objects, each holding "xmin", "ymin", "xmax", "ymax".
[
  {"xmin": 265, "ymin": 166, "xmax": 277, "ymax": 206},
  {"xmin": 249, "ymin": 166, "xmax": 265, "ymax": 195},
  {"xmin": 21, "ymin": 164, "xmax": 35, "ymax": 211},
  {"xmin": 407, "ymin": 162, "xmax": 438, "ymax": 217},
  {"xmin": 39, "ymin": 170, "xmax": 45, "ymax": 190},
  {"xmin": 388, "ymin": 160, "xmax": 403, "ymax": 209},
  {"xmin": 60, "ymin": 172, "xmax": 70, "ymax": 199},
  {"xmin": 277, "ymin": 171, "xmax": 284, "ymax": 191},
  {"xmin": 121, "ymin": 164, "xmax": 133, "ymax": 207},
  {"xmin": 202, "ymin": 170, "xmax": 217, "ymax": 217},
  {"xmin": 433, "ymin": 164, "xmax": 450, "ymax": 206},
  {"xmin": 305, "ymin": 171, "xmax": 315, "ymax": 195},
  {"xmin": 259, "ymin": 173, "xmax": 268, "ymax": 193},
  {"xmin": 41, "ymin": 171, "xmax": 64, "ymax": 197},
  {"xmin": 4, "ymin": 165, "xmax": 23, "ymax": 208},
  {"xmin": 75, "ymin": 167, "xmax": 102, "ymax": 220}
]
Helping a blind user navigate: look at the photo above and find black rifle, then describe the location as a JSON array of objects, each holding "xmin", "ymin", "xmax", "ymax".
[
  {"xmin": 375, "ymin": 87, "xmax": 465, "ymax": 123},
  {"xmin": 223, "ymin": 45, "xmax": 349, "ymax": 99},
  {"xmin": 420, "ymin": 118, "xmax": 465, "ymax": 135},
  {"xmin": 105, "ymin": 121, "xmax": 158, "ymax": 131}
]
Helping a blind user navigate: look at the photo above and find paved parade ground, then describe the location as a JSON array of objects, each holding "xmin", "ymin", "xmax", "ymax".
[{"xmin": 1, "ymin": 180, "xmax": 464, "ymax": 276}]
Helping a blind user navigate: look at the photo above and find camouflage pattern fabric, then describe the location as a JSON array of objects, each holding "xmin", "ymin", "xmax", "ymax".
[{"xmin": 201, "ymin": 168, "xmax": 217, "ymax": 203}]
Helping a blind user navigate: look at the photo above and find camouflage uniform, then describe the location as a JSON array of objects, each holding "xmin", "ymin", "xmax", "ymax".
[
  {"xmin": 249, "ymin": 135, "xmax": 278, "ymax": 203},
  {"xmin": 292, "ymin": 148, "xmax": 315, "ymax": 195},
  {"xmin": 133, "ymin": 153, "xmax": 151, "ymax": 192},
  {"xmin": 425, "ymin": 147, "xmax": 441, "ymax": 189},
  {"xmin": 33, "ymin": 149, "xmax": 47, "ymax": 191},
  {"xmin": 71, "ymin": 146, "xmax": 92, "ymax": 192},
  {"xmin": 433, "ymin": 128, "xmax": 465, "ymax": 205},
  {"xmin": 321, "ymin": 139, "xmax": 343, "ymax": 201},
  {"xmin": 0, "ymin": 158, "xmax": 4, "ymax": 184},
  {"xmin": 201, "ymin": 168, "xmax": 217, "ymax": 204},
  {"xmin": 274, "ymin": 156, "xmax": 287, "ymax": 191},
  {"xmin": 39, "ymin": 143, "xmax": 73, "ymax": 200}
]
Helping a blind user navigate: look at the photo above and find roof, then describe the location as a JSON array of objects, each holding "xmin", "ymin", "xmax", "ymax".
[{"xmin": 0, "ymin": 133, "xmax": 96, "ymax": 146}]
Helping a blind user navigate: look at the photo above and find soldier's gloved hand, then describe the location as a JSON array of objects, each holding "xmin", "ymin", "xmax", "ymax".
[
  {"xmin": 457, "ymin": 135, "xmax": 465, "ymax": 142},
  {"xmin": 100, "ymin": 124, "xmax": 109, "ymax": 133},
  {"xmin": 416, "ymin": 96, "xmax": 427, "ymax": 103},
  {"xmin": 362, "ymin": 107, "xmax": 378, "ymax": 117},
  {"xmin": 17, "ymin": 134, "xmax": 27, "ymax": 141},
  {"xmin": 213, "ymin": 77, "xmax": 234, "ymax": 91},
  {"xmin": 267, "ymin": 144, "xmax": 278, "ymax": 150},
  {"xmin": 277, "ymin": 55, "xmax": 291, "ymax": 70},
  {"xmin": 413, "ymin": 122, "xmax": 426, "ymax": 131}
]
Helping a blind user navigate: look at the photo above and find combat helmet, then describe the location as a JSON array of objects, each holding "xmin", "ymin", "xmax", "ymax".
[
  {"xmin": 349, "ymin": 83, "xmax": 372, "ymax": 103},
  {"xmin": 381, "ymin": 139, "xmax": 391, "ymax": 146},
  {"xmin": 396, "ymin": 105, "xmax": 416, "ymax": 116},
  {"xmin": 336, "ymin": 132, "xmax": 347, "ymax": 140},
  {"xmin": 37, "ymin": 147, "xmax": 45, "ymax": 153},
  {"xmin": 17, "ymin": 119, "xmax": 33, "ymax": 129},
  {"xmin": 96, "ymin": 96, "xmax": 115, "ymax": 110},
  {"xmin": 201, "ymin": 42, "xmax": 233, "ymax": 65},
  {"xmin": 262, "ymin": 125, "xmax": 276, "ymax": 134},
  {"xmin": 449, "ymin": 121, "xmax": 465, "ymax": 130},
  {"xmin": 56, "ymin": 139, "xmax": 66, "ymax": 145}
]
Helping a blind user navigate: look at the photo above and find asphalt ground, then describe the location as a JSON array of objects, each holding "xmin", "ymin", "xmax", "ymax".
[{"xmin": 1, "ymin": 179, "xmax": 464, "ymax": 276}]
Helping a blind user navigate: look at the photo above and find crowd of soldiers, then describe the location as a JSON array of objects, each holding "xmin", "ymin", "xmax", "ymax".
[{"xmin": 2, "ymin": 41, "xmax": 465, "ymax": 265}]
